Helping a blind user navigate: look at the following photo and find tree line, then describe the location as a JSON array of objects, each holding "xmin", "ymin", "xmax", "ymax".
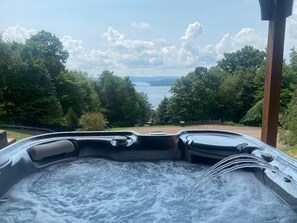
[
  {"xmin": 1, "ymin": 30, "xmax": 297, "ymax": 146},
  {"xmin": 156, "ymin": 46, "xmax": 297, "ymax": 145},
  {"xmin": 0, "ymin": 31, "xmax": 152, "ymax": 130}
]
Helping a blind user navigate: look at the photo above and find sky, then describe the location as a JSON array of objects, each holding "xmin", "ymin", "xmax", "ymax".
[{"xmin": 1, "ymin": 0, "xmax": 297, "ymax": 77}]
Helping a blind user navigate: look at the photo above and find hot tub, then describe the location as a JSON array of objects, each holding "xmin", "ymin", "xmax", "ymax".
[{"xmin": 0, "ymin": 130, "xmax": 297, "ymax": 222}]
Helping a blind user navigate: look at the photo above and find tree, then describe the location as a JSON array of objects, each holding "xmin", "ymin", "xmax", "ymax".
[
  {"xmin": 156, "ymin": 97, "xmax": 170, "ymax": 125},
  {"xmin": 290, "ymin": 48, "xmax": 297, "ymax": 71},
  {"xmin": 115, "ymin": 77, "xmax": 140, "ymax": 126},
  {"xmin": 0, "ymin": 35, "xmax": 64, "ymax": 127},
  {"xmin": 240, "ymin": 100, "xmax": 263, "ymax": 126},
  {"xmin": 191, "ymin": 67, "xmax": 224, "ymax": 120},
  {"xmin": 80, "ymin": 112, "xmax": 108, "ymax": 131},
  {"xmin": 96, "ymin": 70, "xmax": 151, "ymax": 127},
  {"xmin": 218, "ymin": 74, "xmax": 243, "ymax": 121},
  {"xmin": 96, "ymin": 70, "xmax": 122, "ymax": 125},
  {"xmin": 217, "ymin": 45, "xmax": 266, "ymax": 74},
  {"xmin": 65, "ymin": 107, "xmax": 79, "ymax": 130},
  {"xmin": 280, "ymin": 88, "xmax": 297, "ymax": 146},
  {"xmin": 55, "ymin": 71, "xmax": 101, "ymax": 116},
  {"xmin": 55, "ymin": 71, "xmax": 85, "ymax": 116},
  {"xmin": 168, "ymin": 66, "xmax": 226, "ymax": 123},
  {"xmin": 24, "ymin": 30, "xmax": 69, "ymax": 78},
  {"xmin": 136, "ymin": 92, "xmax": 152, "ymax": 124},
  {"xmin": 253, "ymin": 60, "xmax": 297, "ymax": 113},
  {"xmin": 168, "ymin": 67, "xmax": 206, "ymax": 122}
]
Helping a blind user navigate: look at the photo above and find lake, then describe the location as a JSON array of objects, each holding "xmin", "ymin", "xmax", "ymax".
[{"xmin": 134, "ymin": 82, "xmax": 172, "ymax": 109}]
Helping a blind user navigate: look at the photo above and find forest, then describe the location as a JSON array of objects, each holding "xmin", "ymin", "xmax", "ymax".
[
  {"xmin": 0, "ymin": 31, "xmax": 152, "ymax": 130},
  {"xmin": 155, "ymin": 46, "xmax": 297, "ymax": 145},
  {"xmin": 1, "ymin": 30, "xmax": 297, "ymax": 145}
]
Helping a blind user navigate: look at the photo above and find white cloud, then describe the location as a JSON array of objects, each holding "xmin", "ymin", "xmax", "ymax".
[
  {"xmin": 234, "ymin": 28, "xmax": 264, "ymax": 48},
  {"xmin": 180, "ymin": 22, "xmax": 203, "ymax": 49},
  {"xmin": 103, "ymin": 26, "xmax": 158, "ymax": 52},
  {"xmin": 201, "ymin": 28, "xmax": 266, "ymax": 61},
  {"xmin": 60, "ymin": 25, "xmax": 202, "ymax": 75},
  {"xmin": 0, "ymin": 23, "xmax": 273, "ymax": 76},
  {"xmin": 131, "ymin": 22, "xmax": 151, "ymax": 33},
  {"xmin": 60, "ymin": 36, "xmax": 114, "ymax": 71},
  {"xmin": 2, "ymin": 25, "xmax": 37, "ymax": 43},
  {"xmin": 102, "ymin": 27, "xmax": 124, "ymax": 43},
  {"xmin": 1, "ymin": 25, "xmax": 203, "ymax": 75}
]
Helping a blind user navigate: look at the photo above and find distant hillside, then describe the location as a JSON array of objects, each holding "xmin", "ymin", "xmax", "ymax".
[
  {"xmin": 89, "ymin": 75, "xmax": 180, "ymax": 86},
  {"xmin": 129, "ymin": 76, "xmax": 179, "ymax": 86}
]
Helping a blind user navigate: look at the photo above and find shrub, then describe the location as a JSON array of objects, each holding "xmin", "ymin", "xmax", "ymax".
[
  {"xmin": 79, "ymin": 112, "xmax": 108, "ymax": 131},
  {"xmin": 240, "ymin": 100, "xmax": 263, "ymax": 126},
  {"xmin": 65, "ymin": 107, "xmax": 78, "ymax": 130},
  {"xmin": 280, "ymin": 89, "xmax": 297, "ymax": 146}
]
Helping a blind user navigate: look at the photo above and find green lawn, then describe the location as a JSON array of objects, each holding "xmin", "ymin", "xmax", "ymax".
[
  {"xmin": 110, "ymin": 125, "xmax": 176, "ymax": 131},
  {"xmin": 282, "ymin": 148, "xmax": 297, "ymax": 159},
  {"xmin": 6, "ymin": 130, "xmax": 32, "ymax": 141}
]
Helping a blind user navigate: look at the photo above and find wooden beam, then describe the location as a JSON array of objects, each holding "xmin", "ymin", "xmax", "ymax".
[{"xmin": 261, "ymin": 0, "xmax": 292, "ymax": 147}]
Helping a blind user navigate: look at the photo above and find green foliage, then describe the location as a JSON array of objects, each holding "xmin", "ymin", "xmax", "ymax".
[
  {"xmin": 0, "ymin": 31, "xmax": 108, "ymax": 129},
  {"xmin": 136, "ymin": 92, "xmax": 152, "ymax": 124},
  {"xmin": 240, "ymin": 100, "xmax": 263, "ymax": 126},
  {"xmin": 55, "ymin": 70, "xmax": 100, "ymax": 116},
  {"xmin": 1, "ymin": 33, "xmax": 152, "ymax": 129},
  {"xmin": 80, "ymin": 112, "xmax": 108, "ymax": 131},
  {"xmin": 280, "ymin": 88, "xmax": 297, "ymax": 146},
  {"xmin": 217, "ymin": 45, "xmax": 266, "ymax": 73},
  {"xmin": 168, "ymin": 67, "xmax": 209, "ymax": 122},
  {"xmin": 96, "ymin": 70, "xmax": 122, "ymax": 125},
  {"xmin": 2, "ymin": 32, "xmax": 297, "ymax": 133},
  {"xmin": 6, "ymin": 130, "xmax": 32, "ymax": 141},
  {"xmin": 281, "ymin": 148, "xmax": 297, "ymax": 159},
  {"xmin": 96, "ymin": 70, "xmax": 152, "ymax": 127},
  {"xmin": 219, "ymin": 68, "xmax": 258, "ymax": 122},
  {"xmin": 0, "ymin": 40, "xmax": 64, "ymax": 127},
  {"xmin": 290, "ymin": 48, "xmax": 297, "ymax": 71},
  {"xmin": 222, "ymin": 121, "xmax": 236, "ymax": 126},
  {"xmin": 24, "ymin": 30, "xmax": 69, "ymax": 77},
  {"xmin": 156, "ymin": 97, "xmax": 170, "ymax": 125},
  {"xmin": 168, "ymin": 66, "xmax": 226, "ymax": 123},
  {"xmin": 65, "ymin": 107, "xmax": 79, "ymax": 130},
  {"xmin": 165, "ymin": 45, "xmax": 297, "ymax": 128}
]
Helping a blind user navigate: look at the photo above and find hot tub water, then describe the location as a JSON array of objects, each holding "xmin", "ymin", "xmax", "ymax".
[
  {"xmin": 188, "ymin": 153, "xmax": 282, "ymax": 199},
  {"xmin": 0, "ymin": 159, "xmax": 296, "ymax": 223}
]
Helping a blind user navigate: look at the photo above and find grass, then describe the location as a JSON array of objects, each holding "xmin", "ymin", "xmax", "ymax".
[
  {"xmin": 282, "ymin": 148, "xmax": 297, "ymax": 159},
  {"xmin": 6, "ymin": 130, "xmax": 32, "ymax": 141},
  {"xmin": 110, "ymin": 125, "xmax": 176, "ymax": 131}
]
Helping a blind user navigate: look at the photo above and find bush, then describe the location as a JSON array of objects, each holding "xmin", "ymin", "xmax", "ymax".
[
  {"xmin": 222, "ymin": 121, "xmax": 236, "ymax": 126},
  {"xmin": 240, "ymin": 100, "xmax": 263, "ymax": 126},
  {"xmin": 79, "ymin": 112, "xmax": 108, "ymax": 131},
  {"xmin": 65, "ymin": 107, "xmax": 78, "ymax": 130},
  {"xmin": 280, "ymin": 89, "xmax": 297, "ymax": 146}
]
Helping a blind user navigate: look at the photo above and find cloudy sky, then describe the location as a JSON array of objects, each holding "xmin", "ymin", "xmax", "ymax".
[{"xmin": 1, "ymin": 0, "xmax": 297, "ymax": 77}]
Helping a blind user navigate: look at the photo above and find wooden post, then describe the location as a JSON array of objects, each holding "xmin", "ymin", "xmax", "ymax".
[{"xmin": 260, "ymin": 0, "xmax": 293, "ymax": 147}]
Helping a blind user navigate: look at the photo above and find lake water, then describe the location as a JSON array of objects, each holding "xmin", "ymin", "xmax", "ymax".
[{"xmin": 134, "ymin": 82, "xmax": 172, "ymax": 109}]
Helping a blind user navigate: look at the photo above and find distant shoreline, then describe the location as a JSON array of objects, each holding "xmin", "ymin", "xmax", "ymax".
[
  {"xmin": 130, "ymin": 76, "xmax": 178, "ymax": 87},
  {"xmin": 133, "ymin": 82, "xmax": 151, "ymax": 86},
  {"xmin": 132, "ymin": 81, "xmax": 175, "ymax": 87}
]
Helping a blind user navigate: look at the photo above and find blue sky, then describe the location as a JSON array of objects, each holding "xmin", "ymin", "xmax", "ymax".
[{"xmin": 1, "ymin": 0, "xmax": 297, "ymax": 76}]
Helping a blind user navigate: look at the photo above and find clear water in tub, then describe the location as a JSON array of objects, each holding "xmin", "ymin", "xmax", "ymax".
[{"xmin": 0, "ymin": 159, "xmax": 296, "ymax": 223}]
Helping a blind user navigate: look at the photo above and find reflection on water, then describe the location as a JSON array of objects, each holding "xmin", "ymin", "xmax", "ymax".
[{"xmin": 134, "ymin": 83, "xmax": 172, "ymax": 109}]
